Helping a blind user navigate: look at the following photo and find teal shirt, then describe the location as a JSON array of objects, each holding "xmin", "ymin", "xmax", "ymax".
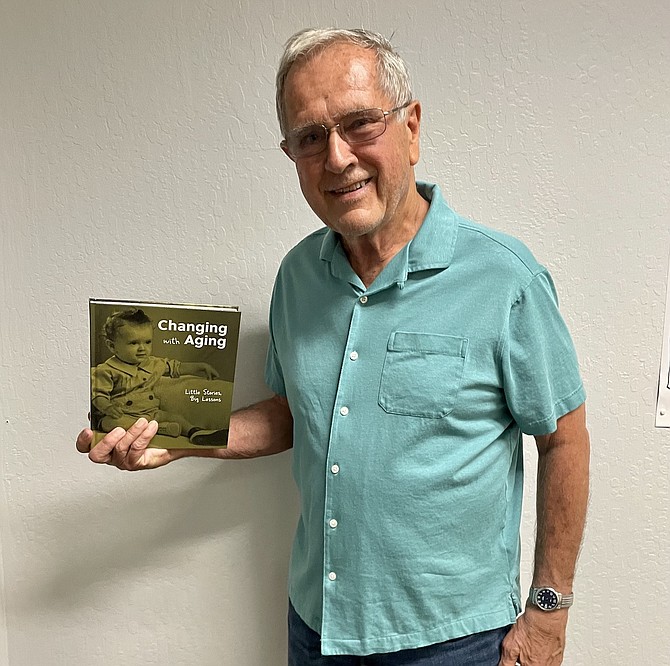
[{"xmin": 265, "ymin": 182, "xmax": 586, "ymax": 656}]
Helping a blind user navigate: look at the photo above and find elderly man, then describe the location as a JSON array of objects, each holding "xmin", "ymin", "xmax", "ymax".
[{"xmin": 78, "ymin": 28, "xmax": 589, "ymax": 666}]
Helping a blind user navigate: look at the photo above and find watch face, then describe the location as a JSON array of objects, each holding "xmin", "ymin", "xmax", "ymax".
[{"xmin": 536, "ymin": 588, "xmax": 559, "ymax": 611}]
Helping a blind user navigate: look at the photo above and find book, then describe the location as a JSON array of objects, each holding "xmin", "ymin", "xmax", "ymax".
[{"xmin": 89, "ymin": 299, "xmax": 241, "ymax": 448}]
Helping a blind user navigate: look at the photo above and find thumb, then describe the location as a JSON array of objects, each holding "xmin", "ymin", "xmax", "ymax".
[
  {"xmin": 76, "ymin": 428, "xmax": 93, "ymax": 454},
  {"xmin": 498, "ymin": 627, "xmax": 520, "ymax": 666}
]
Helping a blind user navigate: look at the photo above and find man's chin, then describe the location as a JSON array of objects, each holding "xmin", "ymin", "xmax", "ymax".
[{"xmin": 325, "ymin": 214, "xmax": 384, "ymax": 239}]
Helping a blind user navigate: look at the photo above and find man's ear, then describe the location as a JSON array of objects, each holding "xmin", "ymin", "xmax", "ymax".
[
  {"xmin": 280, "ymin": 140, "xmax": 296, "ymax": 162},
  {"xmin": 406, "ymin": 101, "xmax": 422, "ymax": 167}
]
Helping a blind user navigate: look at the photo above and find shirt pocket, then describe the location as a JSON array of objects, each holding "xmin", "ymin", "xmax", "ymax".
[{"xmin": 378, "ymin": 331, "xmax": 468, "ymax": 418}]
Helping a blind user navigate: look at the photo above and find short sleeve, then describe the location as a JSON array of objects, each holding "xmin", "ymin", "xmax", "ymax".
[
  {"xmin": 264, "ymin": 283, "xmax": 287, "ymax": 397},
  {"xmin": 264, "ymin": 332, "xmax": 286, "ymax": 396},
  {"xmin": 500, "ymin": 270, "xmax": 586, "ymax": 435}
]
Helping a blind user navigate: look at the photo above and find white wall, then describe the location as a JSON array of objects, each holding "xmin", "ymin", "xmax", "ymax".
[{"xmin": 1, "ymin": 0, "xmax": 668, "ymax": 664}]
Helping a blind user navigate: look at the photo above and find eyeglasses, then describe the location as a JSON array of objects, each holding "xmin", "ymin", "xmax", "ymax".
[{"xmin": 282, "ymin": 102, "xmax": 412, "ymax": 159}]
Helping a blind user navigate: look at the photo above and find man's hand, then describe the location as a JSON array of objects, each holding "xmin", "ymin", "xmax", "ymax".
[
  {"xmin": 499, "ymin": 606, "xmax": 568, "ymax": 666},
  {"xmin": 77, "ymin": 394, "xmax": 294, "ymax": 469},
  {"xmin": 76, "ymin": 418, "xmax": 177, "ymax": 470}
]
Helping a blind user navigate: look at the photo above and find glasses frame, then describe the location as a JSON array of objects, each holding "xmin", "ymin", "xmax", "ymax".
[{"xmin": 281, "ymin": 101, "xmax": 412, "ymax": 159}]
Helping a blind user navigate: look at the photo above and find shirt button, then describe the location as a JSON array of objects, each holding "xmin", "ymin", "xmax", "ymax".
[
  {"xmin": 331, "ymin": 464, "xmax": 340, "ymax": 474},
  {"xmin": 328, "ymin": 572, "xmax": 337, "ymax": 581},
  {"xmin": 329, "ymin": 519, "xmax": 338, "ymax": 528},
  {"xmin": 339, "ymin": 406, "xmax": 349, "ymax": 416},
  {"xmin": 359, "ymin": 295, "xmax": 368, "ymax": 304},
  {"xmin": 349, "ymin": 351, "xmax": 359, "ymax": 361}
]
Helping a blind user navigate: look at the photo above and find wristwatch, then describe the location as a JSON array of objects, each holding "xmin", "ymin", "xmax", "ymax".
[{"xmin": 528, "ymin": 587, "xmax": 574, "ymax": 611}]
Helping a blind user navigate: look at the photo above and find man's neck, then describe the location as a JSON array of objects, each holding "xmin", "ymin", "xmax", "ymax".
[{"xmin": 341, "ymin": 193, "xmax": 429, "ymax": 288}]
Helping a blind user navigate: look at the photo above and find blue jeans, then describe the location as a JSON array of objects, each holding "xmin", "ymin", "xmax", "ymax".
[{"xmin": 288, "ymin": 602, "xmax": 511, "ymax": 665}]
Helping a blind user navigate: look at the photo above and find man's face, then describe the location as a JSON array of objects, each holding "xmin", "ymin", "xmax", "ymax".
[
  {"xmin": 108, "ymin": 323, "xmax": 153, "ymax": 365},
  {"xmin": 281, "ymin": 42, "xmax": 421, "ymax": 242}
]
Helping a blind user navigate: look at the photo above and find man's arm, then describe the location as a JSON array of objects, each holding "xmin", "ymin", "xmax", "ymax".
[
  {"xmin": 76, "ymin": 394, "xmax": 293, "ymax": 471},
  {"xmin": 500, "ymin": 402, "xmax": 590, "ymax": 666}
]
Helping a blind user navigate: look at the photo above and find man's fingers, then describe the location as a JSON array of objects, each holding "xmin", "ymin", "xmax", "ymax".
[
  {"xmin": 88, "ymin": 426, "xmax": 129, "ymax": 464},
  {"xmin": 126, "ymin": 419, "xmax": 160, "ymax": 467},
  {"xmin": 498, "ymin": 626, "xmax": 520, "ymax": 666},
  {"xmin": 125, "ymin": 418, "xmax": 157, "ymax": 449},
  {"xmin": 109, "ymin": 417, "xmax": 150, "ymax": 460},
  {"xmin": 83, "ymin": 418, "xmax": 162, "ymax": 469},
  {"xmin": 105, "ymin": 417, "xmax": 158, "ymax": 467}
]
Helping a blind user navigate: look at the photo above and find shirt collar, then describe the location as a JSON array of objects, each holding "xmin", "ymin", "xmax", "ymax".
[
  {"xmin": 405, "ymin": 181, "xmax": 458, "ymax": 273},
  {"xmin": 105, "ymin": 355, "xmax": 152, "ymax": 377},
  {"xmin": 318, "ymin": 181, "xmax": 458, "ymax": 289}
]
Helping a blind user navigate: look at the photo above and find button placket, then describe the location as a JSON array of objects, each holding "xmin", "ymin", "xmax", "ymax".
[{"xmin": 323, "ymin": 292, "xmax": 369, "ymax": 615}]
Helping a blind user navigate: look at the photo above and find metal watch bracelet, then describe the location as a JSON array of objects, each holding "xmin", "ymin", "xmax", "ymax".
[{"xmin": 528, "ymin": 587, "xmax": 574, "ymax": 611}]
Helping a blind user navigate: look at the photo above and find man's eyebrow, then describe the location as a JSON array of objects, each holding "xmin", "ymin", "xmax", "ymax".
[
  {"xmin": 288, "ymin": 107, "xmax": 375, "ymax": 133},
  {"xmin": 287, "ymin": 121, "xmax": 322, "ymax": 134}
]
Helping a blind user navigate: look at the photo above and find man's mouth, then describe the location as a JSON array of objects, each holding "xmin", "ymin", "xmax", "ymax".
[{"xmin": 330, "ymin": 178, "xmax": 371, "ymax": 195}]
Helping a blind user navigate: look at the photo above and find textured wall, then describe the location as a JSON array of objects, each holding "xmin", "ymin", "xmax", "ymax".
[{"xmin": 1, "ymin": 0, "xmax": 668, "ymax": 664}]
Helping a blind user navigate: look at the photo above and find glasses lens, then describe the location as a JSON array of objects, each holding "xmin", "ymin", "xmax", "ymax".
[
  {"xmin": 341, "ymin": 109, "xmax": 386, "ymax": 144},
  {"xmin": 285, "ymin": 108, "xmax": 391, "ymax": 158},
  {"xmin": 288, "ymin": 126, "xmax": 327, "ymax": 158}
]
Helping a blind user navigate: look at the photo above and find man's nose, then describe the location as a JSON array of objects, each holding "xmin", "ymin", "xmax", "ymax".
[{"xmin": 324, "ymin": 128, "xmax": 357, "ymax": 173}]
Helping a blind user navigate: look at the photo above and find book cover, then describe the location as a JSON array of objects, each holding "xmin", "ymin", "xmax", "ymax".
[{"xmin": 90, "ymin": 299, "xmax": 241, "ymax": 448}]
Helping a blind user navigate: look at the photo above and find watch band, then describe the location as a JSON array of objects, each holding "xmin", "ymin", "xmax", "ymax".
[{"xmin": 528, "ymin": 587, "xmax": 574, "ymax": 611}]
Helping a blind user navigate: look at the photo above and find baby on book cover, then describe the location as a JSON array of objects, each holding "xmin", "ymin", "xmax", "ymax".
[{"xmin": 89, "ymin": 299, "xmax": 240, "ymax": 448}]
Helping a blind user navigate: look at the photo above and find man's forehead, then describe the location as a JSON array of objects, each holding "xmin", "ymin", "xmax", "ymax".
[{"xmin": 283, "ymin": 42, "xmax": 388, "ymax": 125}]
